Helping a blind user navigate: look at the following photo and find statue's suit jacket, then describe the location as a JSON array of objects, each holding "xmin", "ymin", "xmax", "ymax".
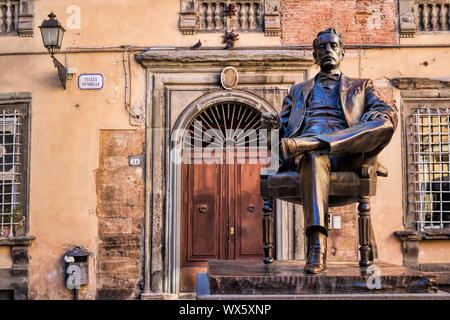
[{"xmin": 279, "ymin": 74, "xmax": 398, "ymax": 156}]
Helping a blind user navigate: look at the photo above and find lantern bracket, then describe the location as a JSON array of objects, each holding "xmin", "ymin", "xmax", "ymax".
[{"xmin": 52, "ymin": 56, "xmax": 68, "ymax": 90}]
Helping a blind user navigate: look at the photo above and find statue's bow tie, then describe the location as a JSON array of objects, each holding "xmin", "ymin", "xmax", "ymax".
[{"xmin": 319, "ymin": 72, "xmax": 340, "ymax": 82}]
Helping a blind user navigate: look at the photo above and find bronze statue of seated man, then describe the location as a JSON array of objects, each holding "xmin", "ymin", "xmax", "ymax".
[{"xmin": 261, "ymin": 28, "xmax": 398, "ymax": 274}]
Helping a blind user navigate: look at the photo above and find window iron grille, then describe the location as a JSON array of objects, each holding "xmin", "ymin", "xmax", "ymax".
[
  {"xmin": 0, "ymin": 108, "xmax": 25, "ymax": 237},
  {"xmin": 408, "ymin": 107, "xmax": 450, "ymax": 231}
]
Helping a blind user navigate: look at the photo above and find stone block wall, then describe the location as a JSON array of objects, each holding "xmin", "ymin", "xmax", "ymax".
[
  {"xmin": 281, "ymin": 0, "xmax": 397, "ymax": 45},
  {"xmin": 95, "ymin": 130, "xmax": 145, "ymax": 300}
]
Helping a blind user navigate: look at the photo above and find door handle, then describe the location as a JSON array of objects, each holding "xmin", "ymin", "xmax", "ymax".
[
  {"xmin": 230, "ymin": 226, "xmax": 235, "ymax": 236},
  {"xmin": 247, "ymin": 205, "xmax": 256, "ymax": 212}
]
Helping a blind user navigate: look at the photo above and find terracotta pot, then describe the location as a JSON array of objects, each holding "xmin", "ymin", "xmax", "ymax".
[{"xmin": 0, "ymin": 225, "xmax": 12, "ymax": 237}]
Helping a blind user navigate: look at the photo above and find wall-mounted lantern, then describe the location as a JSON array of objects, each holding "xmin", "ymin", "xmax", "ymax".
[{"xmin": 39, "ymin": 12, "xmax": 69, "ymax": 89}]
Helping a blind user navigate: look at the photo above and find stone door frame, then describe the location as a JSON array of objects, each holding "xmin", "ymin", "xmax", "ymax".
[
  {"xmin": 136, "ymin": 49, "xmax": 313, "ymax": 295},
  {"xmin": 174, "ymin": 90, "xmax": 276, "ymax": 292}
]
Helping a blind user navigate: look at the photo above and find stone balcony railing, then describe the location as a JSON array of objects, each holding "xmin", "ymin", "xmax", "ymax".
[
  {"xmin": 417, "ymin": 2, "xmax": 450, "ymax": 31},
  {"xmin": 179, "ymin": 0, "xmax": 281, "ymax": 36},
  {"xmin": 0, "ymin": 0, "xmax": 19, "ymax": 34},
  {"xmin": 400, "ymin": 0, "xmax": 450, "ymax": 37},
  {"xmin": 0, "ymin": 0, "xmax": 34, "ymax": 37},
  {"xmin": 197, "ymin": 0, "xmax": 263, "ymax": 32}
]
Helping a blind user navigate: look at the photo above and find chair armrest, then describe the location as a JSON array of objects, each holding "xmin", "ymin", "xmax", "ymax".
[
  {"xmin": 359, "ymin": 163, "xmax": 389, "ymax": 179},
  {"xmin": 359, "ymin": 165, "xmax": 377, "ymax": 179},
  {"xmin": 376, "ymin": 164, "xmax": 388, "ymax": 177},
  {"xmin": 261, "ymin": 112, "xmax": 280, "ymax": 130}
]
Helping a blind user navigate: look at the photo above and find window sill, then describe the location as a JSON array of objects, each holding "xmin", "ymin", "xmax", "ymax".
[
  {"xmin": 0, "ymin": 235, "xmax": 35, "ymax": 247},
  {"xmin": 395, "ymin": 230, "xmax": 450, "ymax": 241}
]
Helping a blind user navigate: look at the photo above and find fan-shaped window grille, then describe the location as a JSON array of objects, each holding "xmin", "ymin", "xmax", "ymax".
[{"xmin": 183, "ymin": 102, "xmax": 265, "ymax": 150}]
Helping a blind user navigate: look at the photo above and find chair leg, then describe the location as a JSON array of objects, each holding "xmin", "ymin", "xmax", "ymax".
[
  {"xmin": 358, "ymin": 196, "xmax": 373, "ymax": 267},
  {"xmin": 262, "ymin": 196, "xmax": 274, "ymax": 264}
]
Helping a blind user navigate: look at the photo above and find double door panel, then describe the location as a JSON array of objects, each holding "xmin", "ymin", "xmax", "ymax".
[{"xmin": 180, "ymin": 153, "xmax": 264, "ymax": 291}]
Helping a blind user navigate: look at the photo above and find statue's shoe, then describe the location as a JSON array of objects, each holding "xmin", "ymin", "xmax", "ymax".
[
  {"xmin": 280, "ymin": 137, "xmax": 322, "ymax": 159},
  {"xmin": 304, "ymin": 258, "xmax": 327, "ymax": 274},
  {"xmin": 304, "ymin": 232, "xmax": 327, "ymax": 274}
]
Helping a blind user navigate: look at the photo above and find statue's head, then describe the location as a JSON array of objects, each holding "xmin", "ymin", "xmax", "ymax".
[{"xmin": 312, "ymin": 28, "xmax": 345, "ymax": 73}]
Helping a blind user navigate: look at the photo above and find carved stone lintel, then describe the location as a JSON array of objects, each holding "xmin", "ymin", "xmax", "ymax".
[
  {"xmin": 17, "ymin": 0, "xmax": 35, "ymax": 37},
  {"xmin": 392, "ymin": 77, "xmax": 450, "ymax": 90},
  {"xmin": 136, "ymin": 49, "xmax": 313, "ymax": 67},
  {"xmin": 399, "ymin": 0, "xmax": 417, "ymax": 38}
]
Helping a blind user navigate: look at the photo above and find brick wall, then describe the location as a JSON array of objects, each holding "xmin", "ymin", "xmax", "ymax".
[
  {"xmin": 96, "ymin": 130, "xmax": 145, "ymax": 300},
  {"xmin": 281, "ymin": 0, "xmax": 397, "ymax": 45}
]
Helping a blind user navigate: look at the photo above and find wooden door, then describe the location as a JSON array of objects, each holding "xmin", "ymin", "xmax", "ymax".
[
  {"xmin": 234, "ymin": 160, "xmax": 265, "ymax": 260},
  {"xmin": 179, "ymin": 102, "xmax": 267, "ymax": 292},
  {"xmin": 180, "ymin": 154, "xmax": 265, "ymax": 292}
]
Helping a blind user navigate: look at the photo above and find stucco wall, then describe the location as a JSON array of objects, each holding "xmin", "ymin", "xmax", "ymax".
[
  {"xmin": 0, "ymin": 51, "xmax": 147, "ymax": 299},
  {"xmin": 341, "ymin": 48, "xmax": 450, "ymax": 266},
  {"xmin": 0, "ymin": 247, "xmax": 12, "ymax": 269}
]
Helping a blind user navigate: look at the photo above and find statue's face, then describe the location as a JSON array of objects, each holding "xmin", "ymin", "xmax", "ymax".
[{"xmin": 313, "ymin": 33, "xmax": 344, "ymax": 72}]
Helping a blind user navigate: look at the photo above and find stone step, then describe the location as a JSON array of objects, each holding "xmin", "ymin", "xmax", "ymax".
[
  {"xmin": 197, "ymin": 273, "xmax": 450, "ymax": 300},
  {"xmin": 197, "ymin": 260, "xmax": 448, "ymax": 299}
]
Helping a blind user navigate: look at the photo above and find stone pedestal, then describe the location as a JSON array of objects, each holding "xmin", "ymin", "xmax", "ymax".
[{"xmin": 199, "ymin": 260, "xmax": 441, "ymax": 298}]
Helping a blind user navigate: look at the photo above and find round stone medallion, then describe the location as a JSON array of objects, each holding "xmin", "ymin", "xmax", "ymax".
[{"xmin": 220, "ymin": 66, "xmax": 239, "ymax": 90}]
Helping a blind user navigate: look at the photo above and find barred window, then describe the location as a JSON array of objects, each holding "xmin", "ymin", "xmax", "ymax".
[
  {"xmin": 0, "ymin": 103, "xmax": 29, "ymax": 237},
  {"xmin": 407, "ymin": 107, "xmax": 450, "ymax": 231}
]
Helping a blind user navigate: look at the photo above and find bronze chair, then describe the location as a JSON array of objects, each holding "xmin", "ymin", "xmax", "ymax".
[{"xmin": 260, "ymin": 155, "xmax": 388, "ymax": 267}]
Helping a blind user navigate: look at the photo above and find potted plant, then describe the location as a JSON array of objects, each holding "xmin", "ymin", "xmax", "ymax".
[{"xmin": 0, "ymin": 205, "xmax": 25, "ymax": 237}]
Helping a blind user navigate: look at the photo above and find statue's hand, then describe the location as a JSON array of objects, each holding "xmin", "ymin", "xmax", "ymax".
[
  {"xmin": 261, "ymin": 112, "xmax": 280, "ymax": 129},
  {"xmin": 361, "ymin": 111, "xmax": 390, "ymax": 123}
]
